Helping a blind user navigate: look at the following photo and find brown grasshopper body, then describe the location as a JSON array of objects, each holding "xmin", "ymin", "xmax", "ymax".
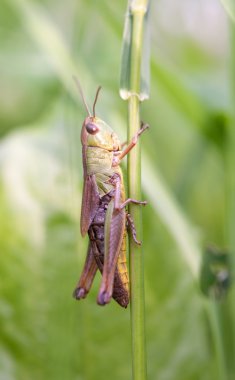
[
  {"xmin": 73, "ymin": 84, "xmax": 148, "ymax": 307},
  {"xmin": 86, "ymin": 192, "xmax": 129, "ymax": 307}
]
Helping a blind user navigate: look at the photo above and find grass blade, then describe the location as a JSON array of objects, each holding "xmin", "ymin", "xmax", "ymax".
[{"xmin": 120, "ymin": 1, "xmax": 150, "ymax": 101}]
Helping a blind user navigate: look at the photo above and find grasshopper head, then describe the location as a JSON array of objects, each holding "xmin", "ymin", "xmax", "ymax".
[
  {"xmin": 82, "ymin": 116, "xmax": 121, "ymax": 152},
  {"xmin": 74, "ymin": 80, "xmax": 121, "ymax": 151}
]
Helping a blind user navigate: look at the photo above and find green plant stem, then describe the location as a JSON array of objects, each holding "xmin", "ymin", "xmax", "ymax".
[
  {"xmin": 129, "ymin": 96, "xmax": 146, "ymax": 380},
  {"xmin": 228, "ymin": 19, "xmax": 235, "ymax": 268},
  {"xmin": 127, "ymin": 2, "xmax": 148, "ymax": 380},
  {"xmin": 206, "ymin": 301, "xmax": 227, "ymax": 380},
  {"xmin": 227, "ymin": 20, "xmax": 235, "ymax": 376}
]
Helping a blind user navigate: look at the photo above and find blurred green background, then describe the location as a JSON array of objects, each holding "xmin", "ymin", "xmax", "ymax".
[{"xmin": 0, "ymin": 0, "xmax": 234, "ymax": 379}]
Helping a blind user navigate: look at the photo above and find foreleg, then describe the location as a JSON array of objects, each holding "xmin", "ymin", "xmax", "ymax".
[{"xmin": 113, "ymin": 122, "xmax": 149, "ymax": 166}]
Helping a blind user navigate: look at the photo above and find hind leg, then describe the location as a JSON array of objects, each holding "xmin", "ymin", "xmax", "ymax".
[
  {"xmin": 126, "ymin": 212, "xmax": 142, "ymax": 245},
  {"xmin": 73, "ymin": 242, "xmax": 98, "ymax": 300}
]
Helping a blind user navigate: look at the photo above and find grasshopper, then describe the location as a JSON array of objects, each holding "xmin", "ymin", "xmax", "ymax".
[{"xmin": 73, "ymin": 79, "xmax": 148, "ymax": 308}]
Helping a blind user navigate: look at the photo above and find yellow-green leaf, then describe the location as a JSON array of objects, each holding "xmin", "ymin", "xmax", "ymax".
[{"xmin": 220, "ymin": 0, "xmax": 235, "ymax": 22}]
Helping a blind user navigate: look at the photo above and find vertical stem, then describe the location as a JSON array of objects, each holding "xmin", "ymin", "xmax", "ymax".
[
  {"xmin": 128, "ymin": 2, "xmax": 148, "ymax": 380},
  {"xmin": 228, "ymin": 17, "xmax": 235, "ymax": 266},
  {"xmin": 206, "ymin": 301, "xmax": 227, "ymax": 380},
  {"xmin": 227, "ymin": 20, "xmax": 235, "ymax": 376}
]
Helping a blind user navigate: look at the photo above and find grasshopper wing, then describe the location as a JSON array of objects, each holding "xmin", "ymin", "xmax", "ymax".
[
  {"xmin": 97, "ymin": 199, "xmax": 126, "ymax": 305},
  {"xmin": 80, "ymin": 174, "xmax": 100, "ymax": 236}
]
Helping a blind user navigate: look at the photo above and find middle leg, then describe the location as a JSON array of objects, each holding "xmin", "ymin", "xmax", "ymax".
[{"xmin": 112, "ymin": 174, "xmax": 147, "ymax": 211}]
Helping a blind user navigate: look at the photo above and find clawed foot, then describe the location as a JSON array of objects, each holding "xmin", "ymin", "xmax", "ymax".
[
  {"xmin": 73, "ymin": 287, "xmax": 87, "ymax": 300},
  {"xmin": 139, "ymin": 121, "xmax": 150, "ymax": 135},
  {"xmin": 97, "ymin": 290, "xmax": 112, "ymax": 306}
]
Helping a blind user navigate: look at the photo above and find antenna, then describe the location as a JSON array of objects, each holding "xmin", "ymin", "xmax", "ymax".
[
  {"xmin": 73, "ymin": 76, "xmax": 91, "ymax": 116},
  {"xmin": 93, "ymin": 86, "xmax": 102, "ymax": 117}
]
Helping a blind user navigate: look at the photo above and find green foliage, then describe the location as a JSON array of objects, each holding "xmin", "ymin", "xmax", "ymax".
[
  {"xmin": 200, "ymin": 246, "xmax": 231, "ymax": 299},
  {"xmin": 0, "ymin": 0, "xmax": 234, "ymax": 379},
  {"xmin": 220, "ymin": 0, "xmax": 235, "ymax": 23}
]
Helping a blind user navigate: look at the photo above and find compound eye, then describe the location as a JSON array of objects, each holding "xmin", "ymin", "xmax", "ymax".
[{"xmin": 85, "ymin": 122, "xmax": 99, "ymax": 135}]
